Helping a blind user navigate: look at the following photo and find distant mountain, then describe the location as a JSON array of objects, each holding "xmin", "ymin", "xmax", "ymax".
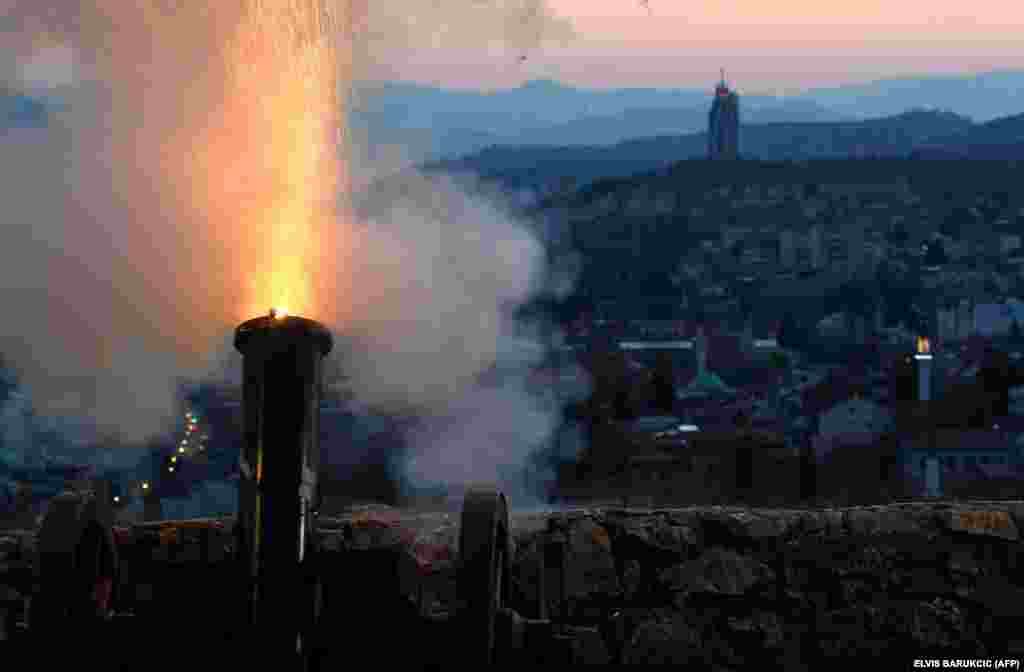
[
  {"xmin": 350, "ymin": 79, "xmax": 817, "ymax": 160},
  {"xmin": 509, "ymin": 100, "xmax": 848, "ymax": 148},
  {"xmin": 428, "ymin": 109, "xmax": 976, "ymax": 193},
  {"xmin": 351, "ymin": 78, "xmax": 715, "ymax": 132},
  {"xmin": 802, "ymin": 70, "xmax": 1024, "ymax": 123},
  {"xmin": 426, "ymin": 141, "xmax": 692, "ymax": 194},
  {"xmin": 913, "ymin": 112, "xmax": 1024, "ymax": 159},
  {"xmin": 353, "ymin": 71, "xmax": 1023, "ymax": 161}
]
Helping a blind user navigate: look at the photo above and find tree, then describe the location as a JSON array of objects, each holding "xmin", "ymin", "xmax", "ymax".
[
  {"xmin": 836, "ymin": 281, "xmax": 875, "ymax": 319},
  {"xmin": 979, "ymin": 348, "xmax": 1012, "ymax": 419},
  {"xmin": 993, "ymin": 190, "xmax": 1011, "ymax": 212},
  {"xmin": 905, "ymin": 305, "xmax": 928, "ymax": 337},
  {"xmin": 585, "ymin": 347, "xmax": 633, "ymax": 422},
  {"xmin": 923, "ymin": 240, "xmax": 948, "ymax": 266},
  {"xmin": 768, "ymin": 350, "xmax": 790, "ymax": 373},
  {"xmin": 777, "ymin": 311, "xmax": 805, "ymax": 350},
  {"xmin": 729, "ymin": 240, "xmax": 745, "ymax": 260},
  {"xmin": 650, "ymin": 352, "xmax": 676, "ymax": 414},
  {"xmin": 940, "ymin": 205, "xmax": 973, "ymax": 239},
  {"xmin": 1011, "ymin": 319, "xmax": 1024, "ymax": 345},
  {"xmin": 886, "ymin": 224, "xmax": 909, "ymax": 245},
  {"xmin": 888, "ymin": 354, "xmax": 918, "ymax": 408}
]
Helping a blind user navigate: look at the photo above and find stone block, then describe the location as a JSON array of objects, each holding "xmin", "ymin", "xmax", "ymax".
[
  {"xmin": 623, "ymin": 617, "xmax": 705, "ymax": 665},
  {"xmin": 566, "ymin": 519, "xmax": 620, "ymax": 597},
  {"xmin": 943, "ymin": 508, "xmax": 1019, "ymax": 541},
  {"xmin": 704, "ymin": 510, "xmax": 797, "ymax": 541},
  {"xmin": 660, "ymin": 547, "xmax": 775, "ymax": 596},
  {"xmin": 845, "ymin": 506, "xmax": 929, "ymax": 536}
]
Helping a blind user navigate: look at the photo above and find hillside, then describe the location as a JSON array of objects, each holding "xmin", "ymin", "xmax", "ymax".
[
  {"xmin": 480, "ymin": 99, "xmax": 846, "ymax": 149},
  {"xmin": 803, "ymin": 70, "xmax": 1024, "ymax": 122},
  {"xmin": 913, "ymin": 113, "xmax": 1024, "ymax": 159},
  {"xmin": 428, "ymin": 109, "xmax": 976, "ymax": 194}
]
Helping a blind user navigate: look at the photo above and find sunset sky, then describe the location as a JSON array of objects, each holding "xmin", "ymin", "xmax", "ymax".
[
  {"xmin": 4, "ymin": 1, "xmax": 1022, "ymax": 96},
  {"xmin": 380, "ymin": 0, "xmax": 1024, "ymax": 93}
]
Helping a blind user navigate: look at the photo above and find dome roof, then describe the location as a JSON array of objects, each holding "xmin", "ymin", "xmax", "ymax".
[{"xmin": 678, "ymin": 370, "xmax": 735, "ymax": 398}]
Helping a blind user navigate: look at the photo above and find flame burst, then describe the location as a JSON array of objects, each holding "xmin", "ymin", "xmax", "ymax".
[{"xmin": 203, "ymin": 0, "xmax": 349, "ymax": 322}]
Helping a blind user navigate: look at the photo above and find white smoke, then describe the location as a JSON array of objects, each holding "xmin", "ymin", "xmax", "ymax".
[
  {"xmin": 0, "ymin": 0, "xmax": 585, "ymax": 507},
  {"xmin": 335, "ymin": 0, "xmax": 585, "ymax": 506},
  {"xmin": 339, "ymin": 165, "xmax": 588, "ymax": 505}
]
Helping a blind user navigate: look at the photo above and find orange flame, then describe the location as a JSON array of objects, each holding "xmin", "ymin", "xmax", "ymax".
[
  {"xmin": 191, "ymin": 1, "xmax": 348, "ymax": 323},
  {"xmin": 917, "ymin": 336, "xmax": 931, "ymax": 355}
]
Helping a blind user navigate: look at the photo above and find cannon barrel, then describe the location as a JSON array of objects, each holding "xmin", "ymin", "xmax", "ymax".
[{"xmin": 233, "ymin": 313, "xmax": 332, "ymax": 666}]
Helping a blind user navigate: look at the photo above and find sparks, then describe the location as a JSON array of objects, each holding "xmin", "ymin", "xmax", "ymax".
[{"xmin": 221, "ymin": 1, "xmax": 344, "ymax": 321}]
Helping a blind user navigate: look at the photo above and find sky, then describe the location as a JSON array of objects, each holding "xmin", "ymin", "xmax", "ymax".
[
  {"xmin": 4, "ymin": 1, "xmax": 1022, "ymax": 96},
  {"xmin": 372, "ymin": 0, "xmax": 1024, "ymax": 94}
]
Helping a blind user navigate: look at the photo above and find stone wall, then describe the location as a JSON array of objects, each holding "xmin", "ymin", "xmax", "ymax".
[
  {"xmin": 5, "ymin": 501, "xmax": 1024, "ymax": 666},
  {"xmin": 325, "ymin": 501, "xmax": 1024, "ymax": 666}
]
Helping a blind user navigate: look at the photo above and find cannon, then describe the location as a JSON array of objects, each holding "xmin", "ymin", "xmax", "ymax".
[
  {"xmin": 14, "ymin": 311, "xmax": 616, "ymax": 668},
  {"xmin": 232, "ymin": 311, "xmax": 332, "ymax": 670},
  {"xmin": 230, "ymin": 312, "xmax": 621, "ymax": 666}
]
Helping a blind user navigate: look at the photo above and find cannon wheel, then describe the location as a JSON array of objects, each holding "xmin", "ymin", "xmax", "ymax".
[{"xmin": 457, "ymin": 487, "xmax": 511, "ymax": 665}]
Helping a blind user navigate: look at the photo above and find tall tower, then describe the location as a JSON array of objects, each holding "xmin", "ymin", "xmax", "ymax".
[{"xmin": 708, "ymin": 69, "xmax": 740, "ymax": 159}]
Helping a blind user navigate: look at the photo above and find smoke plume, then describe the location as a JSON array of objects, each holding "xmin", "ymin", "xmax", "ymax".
[
  {"xmin": 339, "ymin": 168, "xmax": 587, "ymax": 504},
  {"xmin": 0, "ymin": 0, "xmax": 583, "ymax": 504},
  {"xmin": 347, "ymin": 0, "xmax": 574, "ymax": 80}
]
